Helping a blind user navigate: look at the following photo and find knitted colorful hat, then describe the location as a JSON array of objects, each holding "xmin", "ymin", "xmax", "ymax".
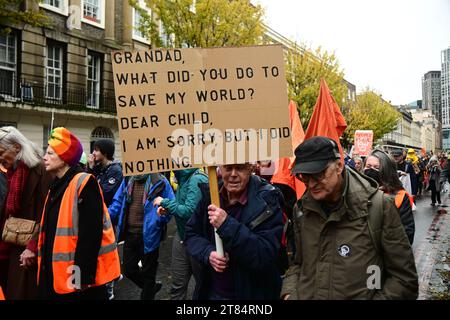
[{"xmin": 48, "ymin": 127, "xmax": 83, "ymax": 167}]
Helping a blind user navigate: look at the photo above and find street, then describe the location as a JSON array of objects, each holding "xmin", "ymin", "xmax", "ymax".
[{"xmin": 114, "ymin": 190, "xmax": 450, "ymax": 300}]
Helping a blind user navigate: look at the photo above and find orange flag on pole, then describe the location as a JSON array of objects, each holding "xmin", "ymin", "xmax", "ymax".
[
  {"xmin": 305, "ymin": 79, "xmax": 347, "ymax": 161},
  {"xmin": 0, "ymin": 286, "xmax": 4, "ymax": 300},
  {"xmin": 271, "ymin": 100, "xmax": 306, "ymax": 199}
]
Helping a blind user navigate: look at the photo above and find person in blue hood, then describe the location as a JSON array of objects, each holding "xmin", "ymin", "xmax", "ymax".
[
  {"xmin": 108, "ymin": 173, "xmax": 174, "ymax": 300},
  {"xmin": 153, "ymin": 168, "xmax": 208, "ymax": 300}
]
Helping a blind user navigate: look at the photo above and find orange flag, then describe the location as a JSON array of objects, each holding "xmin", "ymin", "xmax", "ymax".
[
  {"xmin": 0, "ymin": 286, "xmax": 4, "ymax": 300},
  {"xmin": 305, "ymin": 79, "xmax": 347, "ymax": 161},
  {"xmin": 421, "ymin": 148, "xmax": 426, "ymax": 157},
  {"xmin": 271, "ymin": 100, "xmax": 306, "ymax": 199}
]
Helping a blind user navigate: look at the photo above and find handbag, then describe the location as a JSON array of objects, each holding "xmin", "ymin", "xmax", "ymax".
[{"xmin": 1, "ymin": 216, "xmax": 39, "ymax": 247}]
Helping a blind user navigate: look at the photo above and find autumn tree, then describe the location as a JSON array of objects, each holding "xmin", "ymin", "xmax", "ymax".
[
  {"xmin": 285, "ymin": 43, "xmax": 347, "ymax": 128},
  {"xmin": 0, "ymin": 0, "xmax": 49, "ymax": 35},
  {"xmin": 130, "ymin": 0, "xmax": 265, "ymax": 48},
  {"xmin": 342, "ymin": 89, "xmax": 400, "ymax": 146}
]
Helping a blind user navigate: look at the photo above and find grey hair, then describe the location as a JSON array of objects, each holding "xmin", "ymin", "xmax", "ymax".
[{"xmin": 0, "ymin": 126, "xmax": 42, "ymax": 168}]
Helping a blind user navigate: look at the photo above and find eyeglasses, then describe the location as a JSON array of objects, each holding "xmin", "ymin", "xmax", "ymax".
[{"xmin": 295, "ymin": 163, "xmax": 334, "ymax": 184}]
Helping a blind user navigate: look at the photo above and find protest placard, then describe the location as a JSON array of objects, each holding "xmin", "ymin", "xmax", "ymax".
[
  {"xmin": 111, "ymin": 45, "xmax": 291, "ymax": 175},
  {"xmin": 354, "ymin": 130, "xmax": 374, "ymax": 157}
]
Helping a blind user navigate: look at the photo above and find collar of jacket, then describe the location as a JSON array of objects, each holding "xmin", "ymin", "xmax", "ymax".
[{"xmin": 301, "ymin": 166, "xmax": 379, "ymax": 223}]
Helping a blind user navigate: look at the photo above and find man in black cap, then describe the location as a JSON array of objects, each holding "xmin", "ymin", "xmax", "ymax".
[
  {"xmin": 281, "ymin": 136, "xmax": 418, "ymax": 300},
  {"xmin": 391, "ymin": 149, "xmax": 406, "ymax": 172}
]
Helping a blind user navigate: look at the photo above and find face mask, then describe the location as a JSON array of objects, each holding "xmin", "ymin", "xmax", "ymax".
[{"xmin": 364, "ymin": 168, "xmax": 381, "ymax": 183}]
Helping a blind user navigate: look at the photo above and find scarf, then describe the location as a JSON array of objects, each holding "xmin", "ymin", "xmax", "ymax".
[
  {"xmin": 6, "ymin": 160, "xmax": 30, "ymax": 217},
  {"xmin": 126, "ymin": 174, "xmax": 154, "ymax": 205}
]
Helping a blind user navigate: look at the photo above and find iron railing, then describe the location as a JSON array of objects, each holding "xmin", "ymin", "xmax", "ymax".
[{"xmin": 0, "ymin": 75, "xmax": 117, "ymax": 114}]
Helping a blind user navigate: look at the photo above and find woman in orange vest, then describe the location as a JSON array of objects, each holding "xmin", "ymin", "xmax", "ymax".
[
  {"xmin": 364, "ymin": 149, "xmax": 415, "ymax": 244},
  {"xmin": 37, "ymin": 127, "xmax": 120, "ymax": 300}
]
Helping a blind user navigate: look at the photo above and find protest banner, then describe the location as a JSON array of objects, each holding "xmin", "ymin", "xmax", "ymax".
[
  {"xmin": 354, "ymin": 130, "xmax": 374, "ymax": 157},
  {"xmin": 111, "ymin": 45, "xmax": 291, "ymax": 175},
  {"xmin": 112, "ymin": 45, "xmax": 291, "ymax": 256}
]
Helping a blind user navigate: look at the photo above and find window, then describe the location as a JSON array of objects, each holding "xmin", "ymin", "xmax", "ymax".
[
  {"xmin": 82, "ymin": 0, "xmax": 105, "ymax": 28},
  {"xmin": 0, "ymin": 33, "xmax": 17, "ymax": 96},
  {"xmin": 87, "ymin": 52, "xmax": 102, "ymax": 109},
  {"xmin": 40, "ymin": 0, "xmax": 68, "ymax": 15},
  {"xmin": 45, "ymin": 42, "xmax": 64, "ymax": 100},
  {"xmin": 160, "ymin": 20, "xmax": 175, "ymax": 47},
  {"xmin": 132, "ymin": 0, "xmax": 150, "ymax": 44}
]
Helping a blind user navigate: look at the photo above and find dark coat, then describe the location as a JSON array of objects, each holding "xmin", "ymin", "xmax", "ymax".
[
  {"xmin": 185, "ymin": 175, "xmax": 284, "ymax": 300},
  {"xmin": 397, "ymin": 192, "xmax": 415, "ymax": 245},
  {"xmin": 88, "ymin": 162, "xmax": 122, "ymax": 207},
  {"xmin": 6, "ymin": 162, "xmax": 52, "ymax": 300}
]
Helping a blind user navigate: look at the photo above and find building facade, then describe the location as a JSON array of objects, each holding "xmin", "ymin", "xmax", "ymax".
[
  {"xmin": 422, "ymin": 71, "xmax": 441, "ymax": 121},
  {"xmin": 441, "ymin": 47, "xmax": 450, "ymax": 150},
  {"xmin": 0, "ymin": 0, "xmax": 155, "ymax": 157}
]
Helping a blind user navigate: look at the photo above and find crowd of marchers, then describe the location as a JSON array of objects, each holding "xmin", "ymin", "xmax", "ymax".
[{"xmin": 3, "ymin": 125, "xmax": 441, "ymax": 300}]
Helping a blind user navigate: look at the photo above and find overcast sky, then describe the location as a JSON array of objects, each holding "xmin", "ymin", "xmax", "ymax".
[{"xmin": 254, "ymin": 0, "xmax": 450, "ymax": 105}]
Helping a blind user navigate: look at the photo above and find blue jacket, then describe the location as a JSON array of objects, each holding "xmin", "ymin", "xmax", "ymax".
[
  {"xmin": 185, "ymin": 175, "xmax": 284, "ymax": 300},
  {"xmin": 108, "ymin": 174, "xmax": 175, "ymax": 254}
]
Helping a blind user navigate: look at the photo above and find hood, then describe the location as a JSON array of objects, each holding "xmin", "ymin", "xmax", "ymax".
[
  {"xmin": 174, "ymin": 168, "xmax": 199, "ymax": 184},
  {"xmin": 343, "ymin": 166, "xmax": 380, "ymax": 220}
]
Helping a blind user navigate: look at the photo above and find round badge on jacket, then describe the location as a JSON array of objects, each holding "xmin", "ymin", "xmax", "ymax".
[
  {"xmin": 338, "ymin": 244, "xmax": 351, "ymax": 257},
  {"xmin": 108, "ymin": 178, "xmax": 116, "ymax": 185}
]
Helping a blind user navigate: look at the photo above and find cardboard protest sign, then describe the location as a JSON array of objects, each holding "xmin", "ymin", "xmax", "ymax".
[
  {"xmin": 354, "ymin": 130, "xmax": 374, "ymax": 156},
  {"xmin": 112, "ymin": 45, "xmax": 291, "ymax": 175}
]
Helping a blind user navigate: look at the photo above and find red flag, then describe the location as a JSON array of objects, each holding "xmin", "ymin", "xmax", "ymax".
[
  {"xmin": 0, "ymin": 286, "xmax": 4, "ymax": 300},
  {"xmin": 305, "ymin": 79, "xmax": 347, "ymax": 161},
  {"xmin": 271, "ymin": 100, "xmax": 306, "ymax": 199}
]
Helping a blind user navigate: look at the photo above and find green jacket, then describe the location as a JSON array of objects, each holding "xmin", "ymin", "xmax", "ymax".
[
  {"xmin": 281, "ymin": 167, "xmax": 418, "ymax": 300},
  {"xmin": 161, "ymin": 169, "xmax": 208, "ymax": 239}
]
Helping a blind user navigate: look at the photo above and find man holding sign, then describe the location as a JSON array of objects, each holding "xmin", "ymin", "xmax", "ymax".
[{"xmin": 184, "ymin": 163, "xmax": 284, "ymax": 300}]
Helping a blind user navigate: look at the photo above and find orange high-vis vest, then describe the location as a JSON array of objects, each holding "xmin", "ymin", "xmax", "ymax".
[
  {"xmin": 395, "ymin": 189, "xmax": 414, "ymax": 209},
  {"xmin": 0, "ymin": 286, "xmax": 4, "ymax": 300},
  {"xmin": 37, "ymin": 173, "xmax": 120, "ymax": 294}
]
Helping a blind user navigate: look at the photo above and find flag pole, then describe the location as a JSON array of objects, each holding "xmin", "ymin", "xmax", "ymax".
[{"xmin": 207, "ymin": 166, "xmax": 224, "ymax": 257}]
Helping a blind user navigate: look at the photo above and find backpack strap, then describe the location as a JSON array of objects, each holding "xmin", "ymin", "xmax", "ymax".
[{"xmin": 367, "ymin": 190, "xmax": 384, "ymax": 254}]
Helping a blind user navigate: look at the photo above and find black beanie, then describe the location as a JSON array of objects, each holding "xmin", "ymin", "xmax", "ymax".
[{"xmin": 94, "ymin": 139, "xmax": 115, "ymax": 160}]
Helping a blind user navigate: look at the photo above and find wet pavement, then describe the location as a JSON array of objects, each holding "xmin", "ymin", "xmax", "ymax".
[
  {"xmin": 114, "ymin": 219, "xmax": 194, "ymax": 300},
  {"xmin": 114, "ymin": 190, "xmax": 450, "ymax": 300}
]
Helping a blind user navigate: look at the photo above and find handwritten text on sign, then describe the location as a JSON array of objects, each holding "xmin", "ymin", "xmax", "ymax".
[{"xmin": 111, "ymin": 45, "xmax": 291, "ymax": 175}]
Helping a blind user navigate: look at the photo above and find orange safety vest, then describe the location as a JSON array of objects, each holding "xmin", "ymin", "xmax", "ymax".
[
  {"xmin": 0, "ymin": 286, "xmax": 4, "ymax": 300},
  {"xmin": 37, "ymin": 173, "xmax": 120, "ymax": 294},
  {"xmin": 395, "ymin": 189, "xmax": 414, "ymax": 209}
]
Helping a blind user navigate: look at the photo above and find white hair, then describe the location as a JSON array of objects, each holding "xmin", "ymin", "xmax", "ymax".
[{"xmin": 0, "ymin": 126, "xmax": 42, "ymax": 168}]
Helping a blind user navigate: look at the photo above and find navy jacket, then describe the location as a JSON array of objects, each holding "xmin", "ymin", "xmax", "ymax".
[
  {"xmin": 89, "ymin": 162, "xmax": 123, "ymax": 207},
  {"xmin": 185, "ymin": 175, "xmax": 284, "ymax": 300}
]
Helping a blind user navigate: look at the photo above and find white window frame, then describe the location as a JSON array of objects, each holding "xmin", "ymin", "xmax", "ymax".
[
  {"xmin": 87, "ymin": 52, "xmax": 101, "ymax": 109},
  {"xmin": 81, "ymin": 0, "xmax": 105, "ymax": 29},
  {"xmin": 45, "ymin": 43, "xmax": 63, "ymax": 101},
  {"xmin": 39, "ymin": 0, "xmax": 69, "ymax": 16},
  {"xmin": 0, "ymin": 33, "xmax": 17, "ymax": 97},
  {"xmin": 132, "ymin": 0, "xmax": 151, "ymax": 44}
]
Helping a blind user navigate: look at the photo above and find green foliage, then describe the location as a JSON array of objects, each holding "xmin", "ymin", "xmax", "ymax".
[
  {"xmin": 130, "ymin": 0, "xmax": 265, "ymax": 48},
  {"xmin": 0, "ymin": 0, "xmax": 50, "ymax": 35},
  {"xmin": 342, "ymin": 89, "xmax": 400, "ymax": 145},
  {"xmin": 285, "ymin": 44, "xmax": 347, "ymax": 128}
]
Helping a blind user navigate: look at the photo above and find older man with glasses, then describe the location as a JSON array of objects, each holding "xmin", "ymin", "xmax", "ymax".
[
  {"xmin": 184, "ymin": 163, "xmax": 284, "ymax": 300},
  {"xmin": 281, "ymin": 136, "xmax": 418, "ymax": 300}
]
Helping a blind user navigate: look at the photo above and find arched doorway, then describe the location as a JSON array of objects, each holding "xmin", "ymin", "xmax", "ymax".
[{"xmin": 90, "ymin": 126, "xmax": 114, "ymax": 153}]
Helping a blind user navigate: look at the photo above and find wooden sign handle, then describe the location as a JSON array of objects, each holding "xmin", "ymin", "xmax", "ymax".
[{"xmin": 207, "ymin": 166, "xmax": 224, "ymax": 257}]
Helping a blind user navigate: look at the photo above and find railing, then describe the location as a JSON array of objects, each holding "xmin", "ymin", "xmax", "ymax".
[{"xmin": 0, "ymin": 75, "xmax": 117, "ymax": 114}]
